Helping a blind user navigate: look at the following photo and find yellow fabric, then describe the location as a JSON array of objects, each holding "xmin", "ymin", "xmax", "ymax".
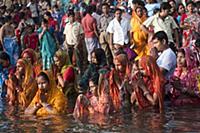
[
  {"xmin": 17, "ymin": 59, "xmax": 38, "ymax": 108},
  {"xmin": 29, "ymin": 71, "xmax": 67, "ymax": 116},
  {"xmin": 130, "ymin": 14, "xmax": 149, "ymax": 60}
]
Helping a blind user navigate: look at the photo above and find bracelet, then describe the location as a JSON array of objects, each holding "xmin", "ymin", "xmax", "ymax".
[{"xmin": 143, "ymin": 91, "xmax": 150, "ymax": 97}]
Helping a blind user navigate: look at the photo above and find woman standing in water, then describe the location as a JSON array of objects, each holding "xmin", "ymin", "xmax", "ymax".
[
  {"xmin": 25, "ymin": 71, "xmax": 66, "ymax": 116},
  {"xmin": 131, "ymin": 56, "xmax": 165, "ymax": 112}
]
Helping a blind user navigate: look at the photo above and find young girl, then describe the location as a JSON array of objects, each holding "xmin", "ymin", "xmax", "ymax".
[{"xmin": 73, "ymin": 78, "xmax": 110, "ymax": 118}]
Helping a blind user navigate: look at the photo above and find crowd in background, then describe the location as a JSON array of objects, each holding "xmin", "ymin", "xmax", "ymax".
[{"xmin": 0, "ymin": 0, "xmax": 200, "ymax": 118}]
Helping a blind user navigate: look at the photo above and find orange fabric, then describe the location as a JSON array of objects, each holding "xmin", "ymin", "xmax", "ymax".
[
  {"xmin": 17, "ymin": 58, "xmax": 38, "ymax": 108},
  {"xmin": 139, "ymin": 56, "xmax": 165, "ymax": 111},
  {"xmin": 28, "ymin": 71, "xmax": 67, "ymax": 116}
]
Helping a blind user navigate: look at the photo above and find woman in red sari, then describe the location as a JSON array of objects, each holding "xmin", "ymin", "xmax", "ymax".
[
  {"xmin": 21, "ymin": 48, "xmax": 42, "ymax": 77},
  {"xmin": 107, "ymin": 52, "xmax": 132, "ymax": 113},
  {"xmin": 131, "ymin": 56, "xmax": 165, "ymax": 112}
]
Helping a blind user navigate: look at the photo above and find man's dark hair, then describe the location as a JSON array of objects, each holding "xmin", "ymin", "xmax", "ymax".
[
  {"xmin": 45, "ymin": 11, "xmax": 52, "ymax": 17},
  {"xmin": 102, "ymin": 3, "xmax": 109, "ymax": 8},
  {"xmin": 86, "ymin": 5, "xmax": 93, "ymax": 14},
  {"xmin": 115, "ymin": 8, "xmax": 122, "ymax": 13},
  {"xmin": 42, "ymin": 18, "xmax": 48, "ymax": 24},
  {"xmin": 152, "ymin": 31, "xmax": 168, "ymax": 44},
  {"xmin": 160, "ymin": 2, "xmax": 172, "ymax": 11},
  {"xmin": 67, "ymin": 9, "xmax": 75, "ymax": 17},
  {"xmin": 132, "ymin": 0, "xmax": 145, "ymax": 7}
]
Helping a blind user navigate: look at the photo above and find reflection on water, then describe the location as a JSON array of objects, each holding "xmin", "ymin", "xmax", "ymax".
[{"xmin": 0, "ymin": 99, "xmax": 200, "ymax": 132}]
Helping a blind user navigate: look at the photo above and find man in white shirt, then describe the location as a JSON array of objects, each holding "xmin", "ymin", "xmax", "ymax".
[
  {"xmin": 141, "ymin": 2, "xmax": 179, "ymax": 49},
  {"xmin": 152, "ymin": 31, "xmax": 176, "ymax": 80},
  {"xmin": 107, "ymin": 8, "xmax": 131, "ymax": 55}
]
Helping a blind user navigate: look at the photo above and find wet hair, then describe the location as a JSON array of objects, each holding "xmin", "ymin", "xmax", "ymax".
[
  {"xmin": 37, "ymin": 72, "xmax": 50, "ymax": 83},
  {"xmin": 152, "ymin": 31, "xmax": 168, "ymax": 45},
  {"xmin": 160, "ymin": 2, "xmax": 172, "ymax": 11},
  {"xmin": 0, "ymin": 52, "xmax": 10, "ymax": 62},
  {"xmin": 186, "ymin": 1, "xmax": 195, "ymax": 7}
]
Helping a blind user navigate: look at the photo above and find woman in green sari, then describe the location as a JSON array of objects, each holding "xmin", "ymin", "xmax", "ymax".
[{"xmin": 38, "ymin": 19, "xmax": 57, "ymax": 70}]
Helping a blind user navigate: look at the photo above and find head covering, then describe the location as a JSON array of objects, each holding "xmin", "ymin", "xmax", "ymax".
[
  {"xmin": 21, "ymin": 48, "xmax": 37, "ymax": 64},
  {"xmin": 28, "ymin": 71, "xmax": 67, "ymax": 115},
  {"xmin": 139, "ymin": 56, "xmax": 165, "ymax": 111}
]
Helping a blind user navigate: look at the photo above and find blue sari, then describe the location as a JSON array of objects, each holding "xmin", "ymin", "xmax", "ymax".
[{"xmin": 3, "ymin": 37, "xmax": 20, "ymax": 66}]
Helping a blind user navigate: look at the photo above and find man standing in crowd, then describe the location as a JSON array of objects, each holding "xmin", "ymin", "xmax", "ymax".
[
  {"xmin": 98, "ymin": 3, "xmax": 113, "ymax": 66},
  {"xmin": 81, "ymin": 5, "xmax": 100, "ymax": 62},
  {"xmin": 107, "ymin": 8, "xmax": 131, "ymax": 56},
  {"xmin": 141, "ymin": 2, "xmax": 179, "ymax": 49},
  {"xmin": 63, "ymin": 10, "xmax": 83, "ymax": 67}
]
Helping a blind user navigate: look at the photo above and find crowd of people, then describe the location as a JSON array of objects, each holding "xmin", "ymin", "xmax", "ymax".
[{"xmin": 0, "ymin": 0, "xmax": 200, "ymax": 118}]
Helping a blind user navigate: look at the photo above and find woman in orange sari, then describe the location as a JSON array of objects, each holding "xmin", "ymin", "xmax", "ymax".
[
  {"xmin": 5, "ymin": 58, "xmax": 38, "ymax": 108},
  {"xmin": 25, "ymin": 71, "xmax": 67, "ymax": 116},
  {"xmin": 130, "ymin": 7, "xmax": 148, "ymax": 60},
  {"xmin": 107, "ymin": 52, "xmax": 132, "ymax": 113},
  {"xmin": 131, "ymin": 56, "xmax": 164, "ymax": 112}
]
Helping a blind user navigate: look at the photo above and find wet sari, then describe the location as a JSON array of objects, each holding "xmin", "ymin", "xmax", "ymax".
[
  {"xmin": 73, "ymin": 79, "xmax": 111, "ymax": 118},
  {"xmin": 130, "ymin": 13, "xmax": 148, "ymax": 60},
  {"xmin": 108, "ymin": 54, "xmax": 132, "ymax": 112},
  {"xmin": 134, "ymin": 56, "xmax": 164, "ymax": 111},
  {"xmin": 171, "ymin": 48, "xmax": 200, "ymax": 105},
  {"xmin": 16, "ymin": 59, "xmax": 38, "ymax": 108},
  {"xmin": 28, "ymin": 71, "xmax": 67, "ymax": 116},
  {"xmin": 54, "ymin": 50, "xmax": 76, "ymax": 97},
  {"xmin": 5, "ymin": 58, "xmax": 38, "ymax": 107}
]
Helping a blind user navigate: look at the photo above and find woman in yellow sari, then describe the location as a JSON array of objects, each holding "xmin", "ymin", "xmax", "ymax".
[
  {"xmin": 6, "ymin": 58, "xmax": 38, "ymax": 108},
  {"xmin": 25, "ymin": 71, "xmax": 67, "ymax": 116},
  {"xmin": 130, "ymin": 7, "xmax": 148, "ymax": 60}
]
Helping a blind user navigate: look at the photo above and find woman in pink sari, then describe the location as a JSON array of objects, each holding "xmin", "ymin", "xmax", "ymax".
[
  {"xmin": 73, "ymin": 78, "xmax": 110, "ymax": 118},
  {"xmin": 170, "ymin": 48, "xmax": 200, "ymax": 105}
]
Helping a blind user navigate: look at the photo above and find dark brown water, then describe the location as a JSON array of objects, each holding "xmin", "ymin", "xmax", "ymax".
[{"xmin": 0, "ymin": 100, "xmax": 200, "ymax": 133}]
